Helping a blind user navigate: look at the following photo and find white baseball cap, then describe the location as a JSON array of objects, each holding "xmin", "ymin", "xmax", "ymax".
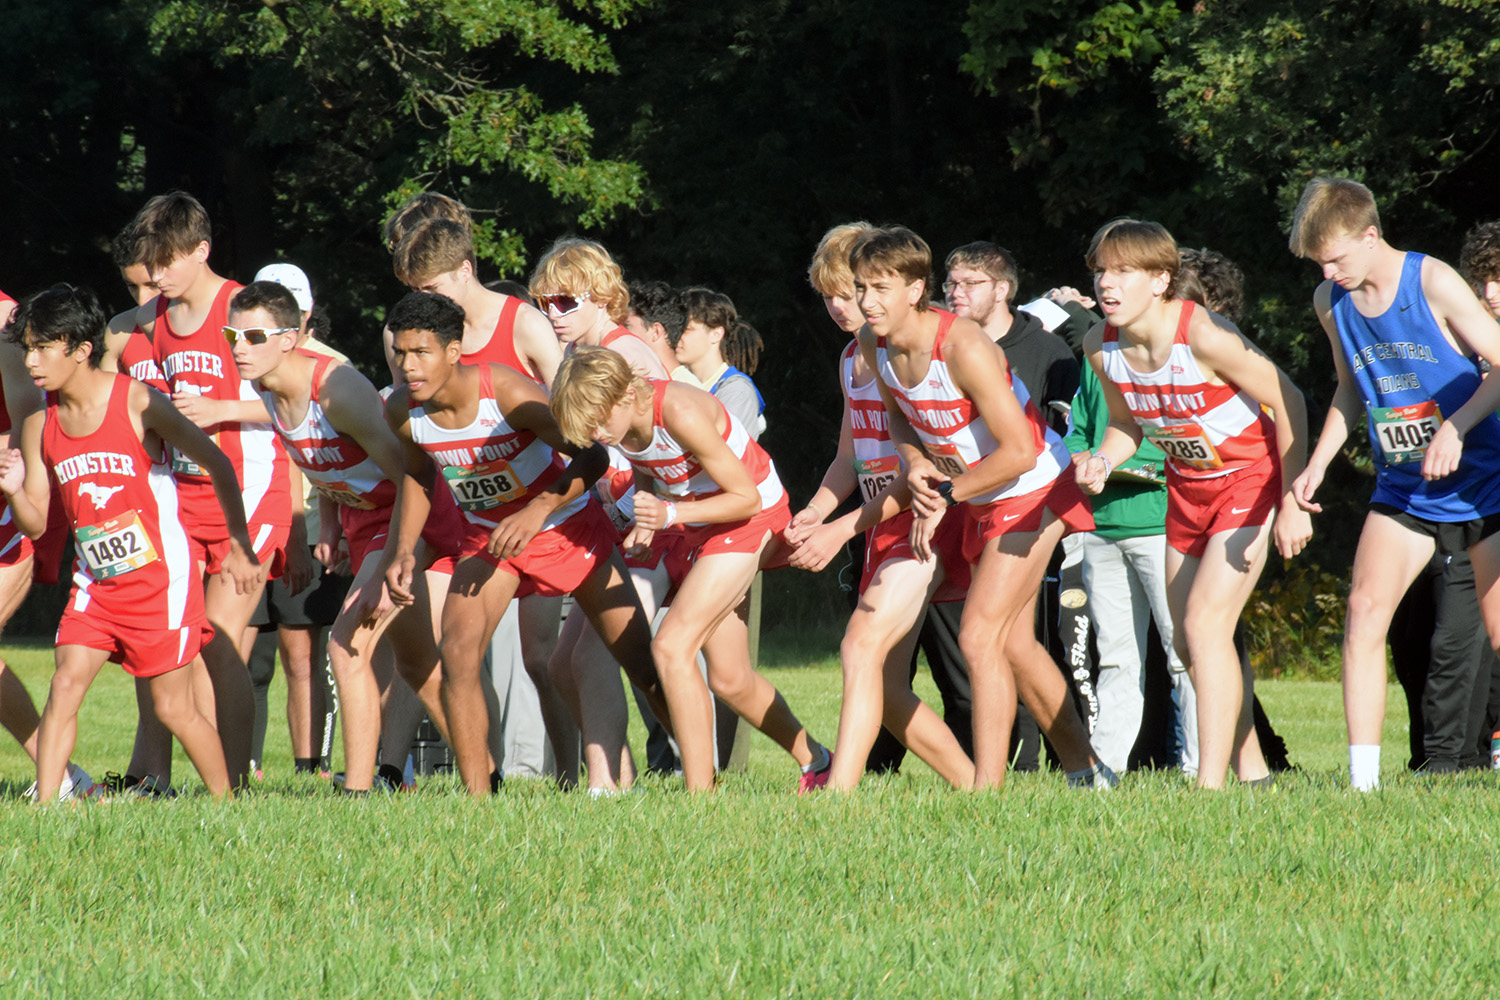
[{"xmin": 255, "ymin": 263, "xmax": 314, "ymax": 312}]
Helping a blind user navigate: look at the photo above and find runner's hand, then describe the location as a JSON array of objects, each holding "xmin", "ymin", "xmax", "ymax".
[
  {"xmin": 345, "ymin": 575, "xmax": 394, "ymax": 625},
  {"xmin": 633, "ymin": 493, "xmax": 672, "ymax": 531},
  {"xmin": 907, "ymin": 455, "xmax": 947, "ymax": 518},
  {"xmin": 622, "ymin": 523, "xmax": 655, "ymax": 560},
  {"xmin": 910, "ymin": 509, "xmax": 943, "ymax": 563},
  {"xmin": 172, "ymin": 392, "xmax": 224, "ymax": 429},
  {"xmin": 223, "ymin": 538, "xmax": 262, "ymax": 596},
  {"xmin": 0, "ymin": 449, "xmax": 23, "ymax": 496},
  {"xmin": 783, "ymin": 505, "xmax": 825, "ymax": 546},
  {"xmin": 285, "ymin": 542, "xmax": 315, "ymax": 596},
  {"xmin": 488, "ymin": 503, "xmax": 547, "ymax": 560},
  {"xmin": 786, "ymin": 520, "xmax": 850, "ymax": 572},
  {"xmin": 1075, "ymin": 452, "xmax": 1109, "ymax": 495},
  {"xmin": 1421, "ymin": 421, "xmax": 1463, "ymax": 481},
  {"xmin": 1274, "ymin": 498, "xmax": 1313, "ymax": 560},
  {"xmin": 1290, "ymin": 463, "xmax": 1324, "ymax": 513},
  {"xmin": 385, "ymin": 552, "xmax": 417, "ymax": 607}
]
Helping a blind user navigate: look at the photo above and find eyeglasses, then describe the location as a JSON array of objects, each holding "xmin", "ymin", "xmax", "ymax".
[
  {"xmin": 941, "ymin": 278, "xmax": 996, "ymax": 294},
  {"xmin": 223, "ymin": 325, "xmax": 296, "ymax": 346},
  {"xmin": 535, "ymin": 293, "xmax": 590, "ymax": 317}
]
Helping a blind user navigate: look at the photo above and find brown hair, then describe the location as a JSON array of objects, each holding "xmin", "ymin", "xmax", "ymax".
[
  {"xmin": 808, "ymin": 222, "xmax": 876, "ymax": 298},
  {"xmin": 391, "ymin": 219, "xmax": 474, "ymax": 285},
  {"xmin": 384, "ymin": 191, "xmax": 473, "ymax": 250},
  {"xmin": 1459, "ymin": 221, "xmax": 1500, "ymax": 288},
  {"xmin": 529, "ymin": 238, "xmax": 630, "ymax": 324},
  {"xmin": 1288, "ymin": 177, "xmax": 1381, "ymax": 259},
  {"xmin": 128, "ymin": 191, "xmax": 212, "ymax": 273},
  {"xmin": 848, "ymin": 227, "xmax": 933, "ymax": 311},
  {"xmin": 944, "ymin": 241, "xmax": 1019, "ymax": 304},
  {"xmin": 1177, "ymin": 247, "xmax": 1245, "ymax": 324},
  {"xmin": 1085, "ymin": 219, "xmax": 1181, "ymax": 300},
  {"xmin": 549, "ymin": 346, "xmax": 651, "ymax": 448}
]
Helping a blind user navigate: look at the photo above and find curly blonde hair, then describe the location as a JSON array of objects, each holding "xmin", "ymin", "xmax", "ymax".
[{"xmin": 529, "ymin": 238, "xmax": 630, "ymax": 324}]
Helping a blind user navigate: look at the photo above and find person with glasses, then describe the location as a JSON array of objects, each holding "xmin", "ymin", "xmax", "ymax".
[
  {"xmin": 123, "ymin": 191, "xmax": 293, "ymax": 789},
  {"xmin": 227, "ymin": 280, "xmax": 457, "ymax": 794},
  {"xmin": 528, "ymin": 238, "xmax": 668, "ymax": 793},
  {"xmin": 1, "ymin": 284, "xmax": 253, "ymax": 802}
]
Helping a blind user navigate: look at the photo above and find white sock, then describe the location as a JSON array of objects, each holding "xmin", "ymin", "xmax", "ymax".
[{"xmin": 1349, "ymin": 745, "xmax": 1381, "ymax": 791}]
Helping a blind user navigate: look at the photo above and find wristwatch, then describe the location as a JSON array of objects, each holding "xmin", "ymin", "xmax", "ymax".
[{"xmin": 935, "ymin": 480, "xmax": 957, "ymax": 507}]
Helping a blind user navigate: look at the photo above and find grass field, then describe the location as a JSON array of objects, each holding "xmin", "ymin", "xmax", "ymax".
[{"xmin": 0, "ymin": 635, "xmax": 1496, "ymax": 998}]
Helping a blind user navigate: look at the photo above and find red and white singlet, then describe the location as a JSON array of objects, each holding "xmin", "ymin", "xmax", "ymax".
[
  {"xmin": 1097, "ymin": 300, "xmax": 1274, "ymax": 481},
  {"xmin": 406, "ymin": 364, "xmax": 586, "ymax": 532},
  {"xmin": 117, "ymin": 328, "xmax": 169, "ymax": 392},
  {"xmin": 618, "ymin": 381, "xmax": 785, "ymax": 525},
  {"xmin": 149, "ymin": 280, "xmax": 291, "ymax": 526},
  {"xmin": 842, "ymin": 340, "xmax": 901, "ymax": 504},
  {"xmin": 265, "ymin": 351, "xmax": 395, "ymax": 558},
  {"xmin": 44, "ymin": 375, "xmax": 202, "ymax": 630},
  {"xmin": 876, "ymin": 309, "xmax": 1067, "ymax": 504},
  {"xmin": 461, "ymin": 296, "xmax": 535, "ymax": 381}
]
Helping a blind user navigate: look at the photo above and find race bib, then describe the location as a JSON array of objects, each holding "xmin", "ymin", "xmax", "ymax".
[
  {"xmin": 854, "ymin": 455, "xmax": 899, "ymax": 503},
  {"xmin": 1371, "ymin": 401, "xmax": 1442, "ymax": 465},
  {"xmin": 442, "ymin": 461, "xmax": 525, "ymax": 511},
  {"xmin": 927, "ymin": 442, "xmax": 970, "ymax": 479},
  {"xmin": 171, "ymin": 438, "xmax": 216, "ymax": 478},
  {"xmin": 76, "ymin": 511, "xmax": 159, "ymax": 579},
  {"xmin": 1144, "ymin": 423, "xmax": 1223, "ymax": 472},
  {"xmin": 311, "ymin": 478, "xmax": 377, "ymax": 511}
]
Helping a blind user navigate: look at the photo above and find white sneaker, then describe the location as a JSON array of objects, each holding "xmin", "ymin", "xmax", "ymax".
[
  {"xmin": 24, "ymin": 763, "xmax": 104, "ymax": 802},
  {"xmin": 1066, "ymin": 761, "xmax": 1120, "ymax": 791}
]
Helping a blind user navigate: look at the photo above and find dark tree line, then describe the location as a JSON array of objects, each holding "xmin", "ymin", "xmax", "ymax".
[{"xmin": 3, "ymin": 0, "xmax": 1499, "ymax": 627}]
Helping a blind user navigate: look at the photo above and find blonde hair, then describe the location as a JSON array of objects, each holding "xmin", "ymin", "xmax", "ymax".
[
  {"xmin": 808, "ymin": 222, "xmax": 875, "ymax": 298},
  {"xmin": 1289, "ymin": 178, "xmax": 1381, "ymax": 259},
  {"xmin": 550, "ymin": 346, "xmax": 651, "ymax": 448},
  {"xmin": 1085, "ymin": 219, "xmax": 1181, "ymax": 299},
  {"xmin": 530, "ymin": 238, "xmax": 630, "ymax": 324},
  {"xmin": 391, "ymin": 219, "xmax": 474, "ymax": 285},
  {"xmin": 384, "ymin": 192, "xmax": 472, "ymax": 250}
]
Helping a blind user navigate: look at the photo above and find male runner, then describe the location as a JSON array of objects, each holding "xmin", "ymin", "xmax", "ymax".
[
  {"xmin": 128, "ymin": 191, "xmax": 293, "ymax": 787},
  {"xmin": 855, "ymin": 226, "xmax": 1110, "ymax": 791},
  {"xmin": 381, "ymin": 292, "xmax": 669, "ymax": 796},
  {"xmin": 2, "ymin": 285, "xmax": 254, "ymax": 801},
  {"xmin": 784, "ymin": 222, "xmax": 976, "ymax": 790},
  {"xmin": 231, "ymin": 280, "xmax": 453, "ymax": 793},
  {"xmin": 1288, "ymin": 178, "xmax": 1500, "ymax": 790},
  {"xmin": 1078, "ymin": 218, "xmax": 1311, "ymax": 790},
  {"xmin": 549, "ymin": 347, "xmax": 831, "ymax": 792},
  {"xmin": 626, "ymin": 281, "xmax": 687, "ymax": 376}
]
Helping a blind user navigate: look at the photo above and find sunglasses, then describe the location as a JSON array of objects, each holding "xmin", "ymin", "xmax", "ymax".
[
  {"xmin": 534, "ymin": 292, "xmax": 590, "ymax": 317},
  {"xmin": 223, "ymin": 325, "xmax": 297, "ymax": 346}
]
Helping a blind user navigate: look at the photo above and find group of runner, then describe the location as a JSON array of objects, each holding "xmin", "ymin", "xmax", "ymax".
[{"xmin": 5, "ymin": 175, "xmax": 1500, "ymax": 799}]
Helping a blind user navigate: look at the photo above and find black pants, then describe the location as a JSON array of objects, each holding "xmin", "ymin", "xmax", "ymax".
[{"xmin": 1389, "ymin": 549, "xmax": 1500, "ymax": 771}]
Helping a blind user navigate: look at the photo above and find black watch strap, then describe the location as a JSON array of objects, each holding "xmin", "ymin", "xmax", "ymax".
[{"xmin": 936, "ymin": 480, "xmax": 957, "ymax": 507}]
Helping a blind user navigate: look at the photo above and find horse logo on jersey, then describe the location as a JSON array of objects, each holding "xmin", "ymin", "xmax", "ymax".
[{"xmin": 77, "ymin": 482, "xmax": 124, "ymax": 510}]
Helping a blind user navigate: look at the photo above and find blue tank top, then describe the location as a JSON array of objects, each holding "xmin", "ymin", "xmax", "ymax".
[{"xmin": 1332, "ymin": 251, "xmax": 1500, "ymax": 521}]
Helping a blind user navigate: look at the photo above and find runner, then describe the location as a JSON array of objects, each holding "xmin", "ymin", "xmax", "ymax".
[
  {"xmin": 1, "ymin": 285, "xmax": 254, "ymax": 801},
  {"xmin": 855, "ymin": 226, "xmax": 1110, "ymax": 791},
  {"xmin": 550, "ymin": 347, "xmax": 831, "ymax": 792},
  {"xmin": 1078, "ymin": 218, "xmax": 1311, "ymax": 790},
  {"xmin": 1288, "ymin": 178, "xmax": 1500, "ymax": 790},
  {"xmin": 530, "ymin": 238, "xmax": 668, "ymax": 792},
  {"xmin": 784, "ymin": 222, "xmax": 975, "ymax": 791},
  {"xmin": 381, "ymin": 292, "xmax": 670, "ymax": 796},
  {"xmin": 229, "ymin": 279, "xmax": 456, "ymax": 792},
  {"xmin": 128, "ymin": 191, "xmax": 294, "ymax": 788}
]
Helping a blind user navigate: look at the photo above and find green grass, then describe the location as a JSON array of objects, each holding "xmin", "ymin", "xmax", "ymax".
[{"xmin": 0, "ymin": 637, "xmax": 1495, "ymax": 998}]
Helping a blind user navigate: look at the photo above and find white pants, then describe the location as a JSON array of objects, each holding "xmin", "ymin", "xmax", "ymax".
[
  {"xmin": 482, "ymin": 600, "xmax": 555, "ymax": 778},
  {"xmin": 1080, "ymin": 532, "xmax": 1198, "ymax": 774}
]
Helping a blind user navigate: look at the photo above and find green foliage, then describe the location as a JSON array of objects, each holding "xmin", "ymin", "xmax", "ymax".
[
  {"xmin": 1244, "ymin": 563, "xmax": 1348, "ymax": 680},
  {"xmin": 1156, "ymin": 0, "xmax": 1500, "ymax": 219}
]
